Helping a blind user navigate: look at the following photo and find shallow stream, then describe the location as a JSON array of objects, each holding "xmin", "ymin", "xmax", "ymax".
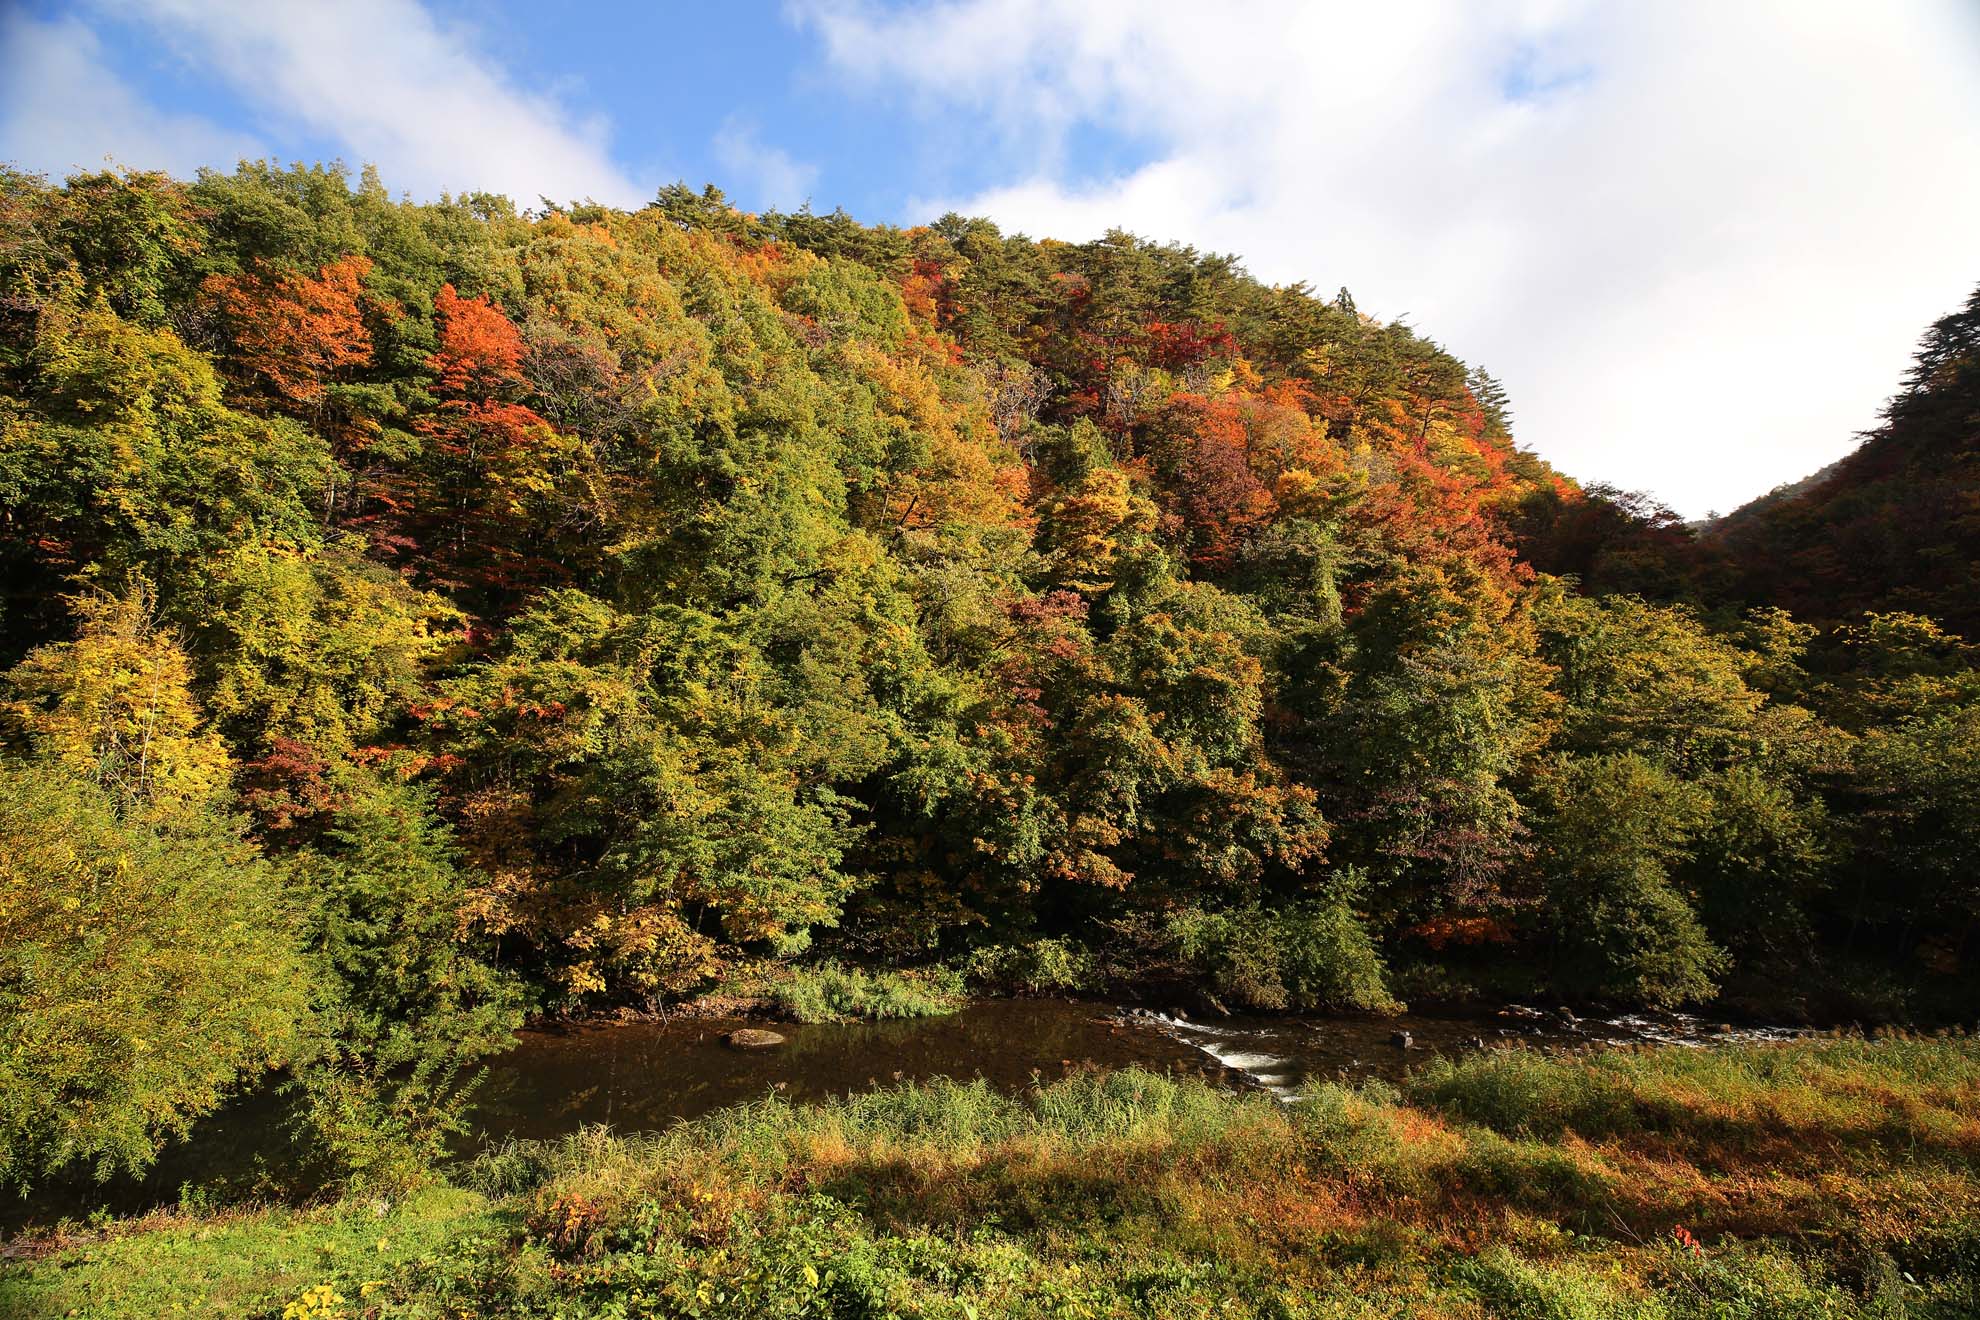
[
  {"xmin": 2, "ymin": 998, "xmax": 1808, "ymax": 1233},
  {"xmin": 475, "ymin": 998, "xmax": 1808, "ymax": 1137}
]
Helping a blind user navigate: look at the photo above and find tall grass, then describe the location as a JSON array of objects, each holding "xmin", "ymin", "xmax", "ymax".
[
  {"xmin": 1405, "ymin": 1033, "xmax": 1980, "ymax": 1144},
  {"xmin": 10, "ymin": 1038, "xmax": 1980, "ymax": 1318}
]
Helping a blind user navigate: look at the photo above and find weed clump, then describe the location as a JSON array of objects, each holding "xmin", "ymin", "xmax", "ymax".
[
  {"xmin": 959, "ymin": 938, "xmax": 1100, "ymax": 994},
  {"xmin": 1166, "ymin": 891, "xmax": 1402, "ymax": 1013},
  {"xmin": 770, "ymin": 962, "xmax": 966, "ymax": 1024}
]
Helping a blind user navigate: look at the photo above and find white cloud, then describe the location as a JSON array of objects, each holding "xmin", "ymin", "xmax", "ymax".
[
  {"xmin": 712, "ymin": 117, "xmax": 819, "ymax": 212},
  {"xmin": 85, "ymin": 0, "xmax": 645, "ymax": 207},
  {"xmin": 795, "ymin": 0, "xmax": 1980, "ymax": 516},
  {"xmin": 0, "ymin": 10, "xmax": 262, "ymax": 179}
]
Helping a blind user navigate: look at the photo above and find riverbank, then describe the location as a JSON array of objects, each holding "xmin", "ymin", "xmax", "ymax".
[
  {"xmin": 0, "ymin": 997, "xmax": 1801, "ymax": 1241},
  {"xmin": 538, "ymin": 938, "xmax": 1956, "ymax": 1038},
  {"xmin": 7, "ymin": 1036, "xmax": 1976, "ymax": 1318}
]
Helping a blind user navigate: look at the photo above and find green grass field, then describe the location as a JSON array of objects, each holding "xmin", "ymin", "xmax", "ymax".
[{"xmin": 6, "ymin": 1037, "xmax": 1977, "ymax": 1318}]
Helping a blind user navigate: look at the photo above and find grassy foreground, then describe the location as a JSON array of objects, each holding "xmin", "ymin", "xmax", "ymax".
[{"xmin": 4, "ymin": 1038, "xmax": 1978, "ymax": 1318}]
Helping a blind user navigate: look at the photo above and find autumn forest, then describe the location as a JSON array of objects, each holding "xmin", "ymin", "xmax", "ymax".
[{"xmin": 2, "ymin": 160, "xmax": 1978, "ymax": 1236}]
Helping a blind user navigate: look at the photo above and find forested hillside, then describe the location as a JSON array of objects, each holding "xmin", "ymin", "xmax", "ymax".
[
  {"xmin": 1514, "ymin": 288, "xmax": 1980, "ymax": 629},
  {"xmin": 1, "ymin": 165, "xmax": 1975, "ymax": 1190},
  {"xmin": 1701, "ymin": 286, "xmax": 1980, "ymax": 635}
]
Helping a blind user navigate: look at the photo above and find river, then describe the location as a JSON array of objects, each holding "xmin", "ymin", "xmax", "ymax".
[
  {"xmin": 474, "ymin": 997, "xmax": 1807, "ymax": 1137},
  {"xmin": 1, "ymin": 998, "xmax": 1808, "ymax": 1234}
]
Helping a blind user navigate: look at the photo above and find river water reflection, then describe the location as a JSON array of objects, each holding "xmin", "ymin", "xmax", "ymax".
[
  {"xmin": 2, "ymin": 998, "xmax": 1813, "ymax": 1233},
  {"xmin": 471, "ymin": 997, "xmax": 1809, "ymax": 1141}
]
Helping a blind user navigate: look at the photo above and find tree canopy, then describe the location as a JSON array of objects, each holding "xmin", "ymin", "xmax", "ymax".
[{"xmin": 2, "ymin": 163, "xmax": 1975, "ymax": 1187}]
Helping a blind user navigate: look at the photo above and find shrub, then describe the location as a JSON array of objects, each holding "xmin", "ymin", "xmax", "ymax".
[
  {"xmin": 771, "ymin": 962, "xmax": 966, "ymax": 1023},
  {"xmin": 0, "ymin": 767, "xmax": 309, "ymax": 1186},
  {"xmin": 1166, "ymin": 889, "xmax": 1400, "ymax": 1013},
  {"xmin": 960, "ymin": 938, "xmax": 1100, "ymax": 993},
  {"xmin": 1274, "ymin": 898, "xmax": 1403, "ymax": 1012}
]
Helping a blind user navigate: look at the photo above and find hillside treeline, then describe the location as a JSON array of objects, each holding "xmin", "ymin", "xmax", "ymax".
[{"xmin": 0, "ymin": 166, "xmax": 1973, "ymax": 1188}]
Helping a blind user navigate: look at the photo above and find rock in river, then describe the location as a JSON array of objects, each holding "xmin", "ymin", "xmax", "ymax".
[{"xmin": 724, "ymin": 1028, "xmax": 787, "ymax": 1051}]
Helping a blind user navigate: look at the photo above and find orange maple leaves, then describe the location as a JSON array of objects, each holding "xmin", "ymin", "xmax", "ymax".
[
  {"xmin": 421, "ymin": 283, "xmax": 556, "ymax": 474},
  {"xmin": 204, "ymin": 256, "xmax": 376, "ymax": 411},
  {"xmin": 428, "ymin": 282, "xmax": 529, "ymax": 398}
]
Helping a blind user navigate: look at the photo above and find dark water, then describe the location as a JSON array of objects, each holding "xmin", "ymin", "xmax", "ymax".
[
  {"xmin": 470, "ymin": 998, "xmax": 1807, "ymax": 1139},
  {"xmin": 473, "ymin": 999, "xmax": 1208, "ymax": 1140},
  {"xmin": 1, "ymin": 999, "xmax": 1804, "ymax": 1234}
]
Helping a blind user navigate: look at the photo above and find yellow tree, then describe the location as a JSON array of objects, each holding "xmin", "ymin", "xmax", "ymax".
[
  {"xmin": 0, "ymin": 588, "xmax": 307, "ymax": 1185},
  {"xmin": 3, "ymin": 585, "xmax": 231, "ymax": 818}
]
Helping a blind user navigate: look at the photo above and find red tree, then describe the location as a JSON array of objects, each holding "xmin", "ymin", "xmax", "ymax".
[
  {"xmin": 204, "ymin": 255, "xmax": 376, "ymax": 415},
  {"xmin": 405, "ymin": 285, "xmax": 568, "ymax": 591}
]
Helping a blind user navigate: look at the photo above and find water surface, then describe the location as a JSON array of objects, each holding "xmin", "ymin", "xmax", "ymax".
[
  {"xmin": 471, "ymin": 998, "xmax": 1805, "ymax": 1139},
  {"xmin": 473, "ymin": 998, "xmax": 1208, "ymax": 1141},
  {"xmin": 1, "ymin": 998, "xmax": 1806, "ymax": 1234}
]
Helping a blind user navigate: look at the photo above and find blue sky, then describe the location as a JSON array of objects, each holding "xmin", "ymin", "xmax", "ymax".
[
  {"xmin": 0, "ymin": 0, "xmax": 1160, "ymax": 218},
  {"xmin": 4, "ymin": 0, "xmax": 1979, "ymax": 516}
]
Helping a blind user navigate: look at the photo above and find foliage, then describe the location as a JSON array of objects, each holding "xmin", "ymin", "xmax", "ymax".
[
  {"xmin": 959, "ymin": 938, "xmax": 1100, "ymax": 994},
  {"xmin": 431, "ymin": 592, "xmax": 867, "ymax": 1004},
  {"xmin": 0, "ymin": 290, "xmax": 333, "ymax": 605},
  {"xmin": 0, "ymin": 766, "xmax": 307, "ymax": 1187},
  {"xmin": 770, "ymin": 962, "xmax": 966, "ymax": 1024},
  {"xmin": 1, "ymin": 159, "xmax": 1978, "ymax": 1203},
  {"xmin": 290, "ymin": 772, "xmax": 526, "ymax": 1191},
  {"xmin": 1536, "ymin": 754, "xmax": 1727, "ymax": 1008},
  {"xmin": 202, "ymin": 255, "xmax": 376, "ymax": 415},
  {"xmin": 10, "ymin": 1040, "xmax": 1980, "ymax": 1317},
  {"xmin": 2, "ymin": 586, "xmax": 233, "ymax": 818},
  {"xmin": 1166, "ymin": 882, "xmax": 1401, "ymax": 1013}
]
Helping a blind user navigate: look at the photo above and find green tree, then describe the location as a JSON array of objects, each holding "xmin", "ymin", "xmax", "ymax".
[
  {"xmin": 1323, "ymin": 562, "xmax": 1556, "ymax": 915},
  {"xmin": 0, "ymin": 293, "xmax": 333, "ymax": 603},
  {"xmin": 1681, "ymin": 763, "xmax": 1830, "ymax": 970},
  {"xmin": 182, "ymin": 537, "xmax": 460, "ymax": 758},
  {"xmin": 0, "ymin": 586, "xmax": 310, "ymax": 1185},
  {"xmin": 434, "ymin": 592, "xmax": 857, "ymax": 1004},
  {"xmin": 38, "ymin": 169, "xmax": 203, "ymax": 325},
  {"xmin": 0, "ymin": 765, "xmax": 306, "ymax": 1186},
  {"xmin": 3, "ymin": 587, "xmax": 233, "ymax": 819},
  {"xmin": 1534, "ymin": 587, "xmax": 1765, "ymax": 774},
  {"xmin": 291, "ymin": 772, "xmax": 524, "ymax": 1190},
  {"xmin": 1841, "ymin": 702, "xmax": 1980, "ymax": 1003},
  {"xmin": 1538, "ymin": 754, "xmax": 1724, "ymax": 1007}
]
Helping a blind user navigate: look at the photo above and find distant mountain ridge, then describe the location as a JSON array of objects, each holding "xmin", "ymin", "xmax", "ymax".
[
  {"xmin": 1690, "ymin": 455, "xmax": 1849, "ymax": 537},
  {"xmin": 1698, "ymin": 286, "xmax": 1980, "ymax": 636}
]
